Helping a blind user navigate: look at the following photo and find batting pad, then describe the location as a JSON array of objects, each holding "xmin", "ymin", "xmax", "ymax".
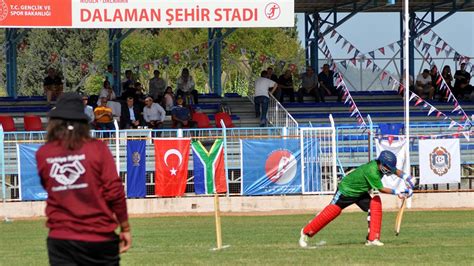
[
  {"xmin": 368, "ymin": 196, "xmax": 382, "ymax": 241},
  {"xmin": 304, "ymin": 204, "xmax": 341, "ymax": 237}
]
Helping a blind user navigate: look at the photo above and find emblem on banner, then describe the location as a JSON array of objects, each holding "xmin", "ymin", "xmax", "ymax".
[
  {"xmin": 0, "ymin": 0, "xmax": 8, "ymax": 22},
  {"xmin": 429, "ymin": 146, "xmax": 451, "ymax": 176},
  {"xmin": 265, "ymin": 150, "xmax": 297, "ymax": 185},
  {"xmin": 265, "ymin": 2, "xmax": 281, "ymax": 20},
  {"xmin": 132, "ymin": 151, "xmax": 141, "ymax": 167}
]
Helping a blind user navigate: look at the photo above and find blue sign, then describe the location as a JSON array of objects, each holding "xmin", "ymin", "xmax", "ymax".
[
  {"xmin": 126, "ymin": 140, "xmax": 147, "ymax": 198},
  {"xmin": 19, "ymin": 144, "xmax": 47, "ymax": 201},
  {"xmin": 241, "ymin": 139, "xmax": 302, "ymax": 195}
]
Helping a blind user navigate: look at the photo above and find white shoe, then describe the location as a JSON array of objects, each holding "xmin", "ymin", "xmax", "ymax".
[
  {"xmin": 365, "ymin": 239, "xmax": 384, "ymax": 246},
  {"xmin": 299, "ymin": 229, "xmax": 309, "ymax": 248}
]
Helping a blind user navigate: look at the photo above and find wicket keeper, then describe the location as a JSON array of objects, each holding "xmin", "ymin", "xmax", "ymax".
[{"xmin": 299, "ymin": 150, "xmax": 414, "ymax": 247}]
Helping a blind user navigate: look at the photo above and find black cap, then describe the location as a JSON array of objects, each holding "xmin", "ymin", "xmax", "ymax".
[{"xmin": 48, "ymin": 92, "xmax": 89, "ymax": 122}]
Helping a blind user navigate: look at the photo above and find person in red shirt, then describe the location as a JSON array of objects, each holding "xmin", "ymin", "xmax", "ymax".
[{"xmin": 36, "ymin": 92, "xmax": 131, "ymax": 265}]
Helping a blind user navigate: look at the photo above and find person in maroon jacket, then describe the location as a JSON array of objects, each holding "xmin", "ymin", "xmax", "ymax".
[{"xmin": 36, "ymin": 92, "xmax": 131, "ymax": 265}]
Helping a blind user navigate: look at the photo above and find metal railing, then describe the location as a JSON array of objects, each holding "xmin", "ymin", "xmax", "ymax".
[{"xmin": 267, "ymin": 93, "xmax": 299, "ymax": 136}]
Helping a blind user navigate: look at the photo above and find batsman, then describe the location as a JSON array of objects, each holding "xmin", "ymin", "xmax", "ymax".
[{"xmin": 299, "ymin": 150, "xmax": 415, "ymax": 247}]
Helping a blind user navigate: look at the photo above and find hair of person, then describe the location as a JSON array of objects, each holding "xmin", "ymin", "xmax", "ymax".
[
  {"xmin": 261, "ymin": 70, "xmax": 268, "ymax": 77},
  {"xmin": 154, "ymin": 70, "xmax": 160, "ymax": 75},
  {"xmin": 46, "ymin": 119, "xmax": 91, "ymax": 150},
  {"xmin": 107, "ymin": 64, "xmax": 113, "ymax": 68},
  {"xmin": 103, "ymin": 80, "xmax": 110, "ymax": 87},
  {"xmin": 135, "ymin": 82, "xmax": 141, "ymax": 87},
  {"xmin": 423, "ymin": 69, "xmax": 429, "ymax": 73}
]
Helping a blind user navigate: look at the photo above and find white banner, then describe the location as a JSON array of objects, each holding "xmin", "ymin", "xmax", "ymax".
[
  {"xmin": 419, "ymin": 139, "xmax": 461, "ymax": 184},
  {"xmin": 0, "ymin": 0, "xmax": 294, "ymax": 28},
  {"xmin": 375, "ymin": 138, "xmax": 407, "ymax": 191}
]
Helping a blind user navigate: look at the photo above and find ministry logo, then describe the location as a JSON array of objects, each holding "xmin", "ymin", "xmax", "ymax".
[
  {"xmin": 0, "ymin": 0, "xmax": 8, "ymax": 22},
  {"xmin": 429, "ymin": 146, "xmax": 451, "ymax": 176}
]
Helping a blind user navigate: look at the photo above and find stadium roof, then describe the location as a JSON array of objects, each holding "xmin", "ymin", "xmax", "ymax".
[{"xmin": 295, "ymin": 0, "xmax": 474, "ymax": 13}]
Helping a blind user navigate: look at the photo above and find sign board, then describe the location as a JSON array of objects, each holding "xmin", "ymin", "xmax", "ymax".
[{"xmin": 0, "ymin": 0, "xmax": 294, "ymax": 28}]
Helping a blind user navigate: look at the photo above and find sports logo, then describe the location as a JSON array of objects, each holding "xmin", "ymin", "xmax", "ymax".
[
  {"xmin": 264, "ymin": 149, "xmax": 297, "ymax": 185},
  {"xmin": 50, "ymin": 160, "xmax": 86, "ymax": 186},
  {"xmin": 429, "ymin": 146, "xmax": 451, "ymax": 176},
  {"xmin": 132, "ymin": 151, "xmax": 141, "ymax": 166},
  {"xmin": 265, "ymin": 2, "xmax": 281, "ymax": 20},
  {"xmin": 0, "ymin": 0, "xmax": 8, "ymax": 22}
]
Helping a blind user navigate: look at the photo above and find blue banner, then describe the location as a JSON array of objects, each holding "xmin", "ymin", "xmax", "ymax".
[
  {"xmin": 19, "ymin": 144, "xmax": 47, "ymax": 201},
  {"xmin": 127, "ymin": 140, "xmax": 146, "ymax": 198},
  {"xmin": 241, "ymin": 139, "xmax": 302, "ymax": 195}
]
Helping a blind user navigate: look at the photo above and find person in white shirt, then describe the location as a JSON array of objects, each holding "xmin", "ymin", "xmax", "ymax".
[
  {"xmin": 149, "ymin": 70, "xmax": 167, "ymax": 103},
  {"xmin": 176, "ymin": 68, "xmax": 198, "ymax": 104},
  {"xmin": 143, "ymin": 96, "xmax": 166, "ymax": 129},
  {"xmin": 82, "ymin": 95, "xmax": 95, "ymax": 124},
  {"xmin": 416, "ymin": 69, "xmax": 434, "ymax": 99},
  {"xmin": 254, "ymin": 70, "xmax": 278, "ymax": 127}
]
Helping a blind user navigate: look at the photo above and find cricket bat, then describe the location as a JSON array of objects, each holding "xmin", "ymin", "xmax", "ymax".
[{"xmin": 394, "ymin": 197, "xmax": 407, "ymax": 236}]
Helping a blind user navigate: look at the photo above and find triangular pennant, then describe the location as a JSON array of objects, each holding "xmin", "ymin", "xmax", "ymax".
[
  {"xmin": 428, "ymin": 106, "xmax": 436, "ymax": 116},
  {"xmin": 279, "ymin": 60, "xmax": 286, "ymax": 68},
  {"xmin": 449, "ymin": 120, "xmax": 456, "ymax": 129},
  {"xmin": 462, "ymin": 132, "xmax": 470, "ymax": 141},
  {"xmin": 372, "ymin": 63, "xmax": 378, "ymax": 73},
  {"xmin": 452, "ymin": 105, "xmax": 461, "ymax": 112},
  {"xmin": 348, "ymin": 45, "xmax": 354, "ymax": 54},
  {"xmin": 193, "ymin": 46, "xmax": 200, "ymax": 54},
  {"xmin": 368, "ymin": 51, "xmax": 375, "ymax": 58},
  {"xmin": 441, "ymin": 42, "xmax": 448, "ymax": 50},
  {"xmin": 397, "ymin": 40, "xmax": 402, "ymax": 47},
  {"xmin": 331, "ymin": 30, "xmax": 337, "ymax": 38},
  {"xmin": 378, "ymin": 47, "xmax": 385, "ymax": 55},
  {"xmin": 336, "ymin": 35, "xmax": 343, "ymax": 44},
  {"xmin": 388, "ymin": 76, "xmax": 393, "ymax": 84},
  {"xmin": 354, "ymin": 50, "xmax": 360, "ymax": 58},
  {"xmin": 416, "ymin": 39, "xmax": 422, "ymax": 48},
  {"xmin": 366, "ymin": 59, "xmax": 372, "ymax": 68},
  {"xmin": 388, "ymin": 43, "xmax": 395, "ymax": 52},
  {"xmin": 340, "ymin": 61, "xmax": 347, "ymax": 69},
  {"xmin": 415, "ymin": 98, "xmax": 423, "ymax": 106},
  {"xmin": 435, "ymin": 47, "xmax": 442, "ymax": 55},
  {"xmin": 445, "ymin": 47, "xmax": 453, "ymax": 57},
  {"xmin": 250, "ymin": 50, "xmax": 256, "ymax": 59},
  {"xmin": 430, "ymin": 32, "xmax": 437, "ymax": 42},
  {"xmin": 409, "ymin": 93, "xmax": 417, "ymax": 102},
  {"xmin": 350, "ymin": 108, "xmax": 358, "ymax": 117},
  {"xmin": 380, "ymin": 71, "xmax": 388, "ymax": 81},
  {"xmin": 351, "ymin": 58, "xmax": 357, "ymax": 66},
  {"xmin": 436, "ymin": 111, "xmax": 443, "ymax": 118},
  {"xmin": 422, "ymin": 43, "xmax": 430, "ymax": 53},
  {"xmin": 388, "ymin": 135, "xmax": 394, "ymax": 146},
  {"xmin": 436, "ymin": 37, "xmax": 442, "ymax": 46},
  {"xmin": 454, "ymin": 52, "xmax": 460, "ymax": 61},
  {"xmin": 240, "ymin": 48, "xmax": 247, "ymax": 55},
  {"xmin": 342, "ymin": 40, "xmax": 349, "ymax": 49},
  {"xmin": 229, "ymin": 43, "xmax": 237, "ymax": 52}
]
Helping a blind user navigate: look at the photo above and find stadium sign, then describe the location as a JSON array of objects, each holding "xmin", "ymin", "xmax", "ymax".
[{"xmin": 0, "ymin": 0, "xmax": 294, "ymax": 28}]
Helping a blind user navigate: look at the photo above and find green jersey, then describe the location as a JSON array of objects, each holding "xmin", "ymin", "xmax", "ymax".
[{"xmin": 338, "ymin": 160, "xmax": 384, "ymax": 197}]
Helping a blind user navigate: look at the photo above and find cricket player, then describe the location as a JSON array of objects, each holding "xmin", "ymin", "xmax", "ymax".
[
  {"xmin": 299, "ymin": 150, "xmax": 414, "ymax": 247},
  {"xmin": 36, "ymin": 92, "xmax": 131, "ymax": 265}
]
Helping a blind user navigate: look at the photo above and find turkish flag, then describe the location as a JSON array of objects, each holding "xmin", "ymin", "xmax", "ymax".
[{"xmin": 154, "ymin": 138, "xmax": 191, "ymax": 197}]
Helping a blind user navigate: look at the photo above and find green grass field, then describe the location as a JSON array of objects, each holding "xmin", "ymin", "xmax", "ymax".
[{"xmin": 1, "ymin": 210, "xmax": 473, "ymax": 265}]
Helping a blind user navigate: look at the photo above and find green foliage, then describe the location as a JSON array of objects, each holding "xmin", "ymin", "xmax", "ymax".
[
  {"xmin": 0, "ymin": 211, "xmax": 473, "ymax": 265},
  {"xmin": 10, "ymin": 27, "xmax": 304, "ymax": 97}
]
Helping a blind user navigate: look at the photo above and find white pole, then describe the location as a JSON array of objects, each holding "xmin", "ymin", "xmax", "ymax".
[
  {"xmin": 404, "ymin": 0, "xmax": 412, "ymax": 209},
  {"xmin": 404, "ymin": 0, "xmax": 410, "ymax": 175}
]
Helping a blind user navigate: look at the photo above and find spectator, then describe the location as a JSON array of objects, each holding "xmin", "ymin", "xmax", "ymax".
[
  {"xmin": 318, "ymin": 64, "xmax": 340, "ymax": 102},
  {"xmin": 176, "ymin": 68, "xmax": 198, "ymax": 104},
  {"xmin": 439, "ymin": 65, "xmax": 453, "ymax": 101},
  {"xmin": 297, "ymin": 66, "xmax": 323, "ymax": 103},
  {"xmin": 254, "ymin": 70, "xmax": 278, "ymax": 127},
  {"xmin": 143, "ymin": 96, "xmax": 166, "ymax": 129},
  {"xmin": 399, "ymin": 72, "xmax": 414, "ymax": 95},
  {"xmin": 120, "ymin": 97, "xmax": 143, "ymax": 129},
  {"xmin": 162, "ymin": 86, "xmax": 175, "ymax": 114},
  {"xmin": 104, "ymin": 64, "xmax": 116, "ymax": 90},
  {"xmin": 133, "ymin": 82, "xmax": 147, "ymax": 110},
  {"xmin": 121, "ymin": 70, "xmax": 135, "ymax": 98},
  {"xmin": 453, "ymin": 63, "xmax": 472, "ymax": 99},
  {"xmin": 171, "ymin": 97, "xmax": 197, "ymax": 128},
  {"xmin": 430, "ymin": 65, "xmax": 440, "ymax": 87},
  {"xmin": 149, "ymin": 70, "xmax": 167, "ymax": 103},
  {"xmin": 98, "ymin": 80, "xmax": 116, "ymax": 104},
  {"xmin": 415, "ymin": 69, "xmax": 434, "ymax": 99},
  {"xmin": 94, "ymin": 96, "xmax": 115, "ymax": 130},
  {"xmin": 278, "ymin": 69, "xmax": 295, "ymax": 103},
  {"xmin": 267, "ymin": 67, "xmax": 281, "ymax": 99},
  {"xmin": 43, "ymin": 67, "xmax": 63, "ymax": 104},
  {"xmin": 82, "ymin": 95, "xmax": 95, "ymax": 124},
  {"xmin": 36, "ymin": 92, "xmax": 130, "ymax": 265}
]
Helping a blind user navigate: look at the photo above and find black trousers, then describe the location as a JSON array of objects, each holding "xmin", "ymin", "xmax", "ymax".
[{"xmin": 47, "ymin": 237, "xmax": 120, "ymax": 266}]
